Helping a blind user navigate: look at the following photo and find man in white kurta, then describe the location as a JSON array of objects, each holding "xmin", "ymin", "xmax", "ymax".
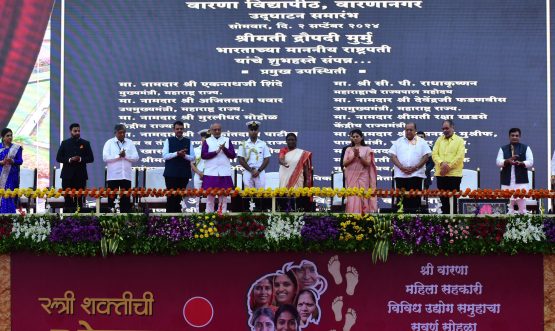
[
  {"xmin": 201, "ymin": 123, "xmax": 236, "ymax": 212},
  {"xmin": 238, "ymin": 121, "xmax": 271, "ymax": 188},
  {"xmin": 102, "ymin": 124, "xmax": 139, "ymax": 212},
  {"xmin": 389, "ymin": 122, "xmax": 431, "ymax": 212},
  {"xmin": 496, "ymin": 128, "xmax": 533, "ymax": 214}
]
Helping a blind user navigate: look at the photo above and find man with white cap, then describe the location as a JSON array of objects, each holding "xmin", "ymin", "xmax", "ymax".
[
  {"xmin": 191, "ymin": 129, "xmax": 210, "ymax": 211},
  {"xmin": 201, "ymin": 122, "xmax": 237, "ymax": 212},
  {"xmin": 238, "ymin": 121, "xmax": 271, "ymax": 189}
]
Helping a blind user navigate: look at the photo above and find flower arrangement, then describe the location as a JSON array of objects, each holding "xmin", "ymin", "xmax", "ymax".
[
  {"xmin": 392, "ymin": 215, "xmax": 446, "ymax": 255},
  {"xmin": 503, "ymin": 216, "xmax": 546, "ymax": 253},
  {"xmin": 337, "ymin": 214, "xmax": 374, "ymax": 242},
  {"xmin": 147, "ymin": 216, "xmax": 194, "ymax": 241},
  {"xmin": 469, "ymin": 216, "xmax": 507, "ymax": 243},
  {"xmin": 446, "ymin": 220, "xmax": 470, "ymax": 244},
  {"xmin": 264, "ymin": 213, "xmax": 304, "ymax": 243},
  {"xmin": 0, "ymin": 215, "xmax": 12, "ymax": 240},
  {"xmin": 301, "ymin": 215, "xmax": 340, "ymax": 242},
  {"xmin": 544, "ymin": 218, "xmax": 555, "ymax": 243},
  {"xmin": 0, "ymin": 214, "xmax": 553, "ymax": 260},
  {"xmin": 12, "ymin": 216, "xmax": 50, "ymax": 242},
  {"xmin": 216, "ymin": 214, "xmax": 266, "ymax": 239},
  {"xmin": 50, "ymin": 216, "xmax": 101, "ymax": 243},
  {"xmin": 192, "ymin": 215, "xmax": 220, "ymax": 239}
]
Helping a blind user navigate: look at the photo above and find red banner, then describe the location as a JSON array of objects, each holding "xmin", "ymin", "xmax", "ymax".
[{"xmin": 11, "ymin": 253, "xmax": 542, "ymax": 330}]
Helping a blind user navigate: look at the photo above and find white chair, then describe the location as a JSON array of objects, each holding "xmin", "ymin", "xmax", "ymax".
[
  {"xmin": 461, "ymin": 168, "xmax": 480, "ymax": 190},
  {"xmin": 526, "ymin": 168, "xmax": 538, "ymax": 212},
  {"xmin": 331, "ymin": 171, "xmax": 344, "ymax": 210},
  {"xmin": 235, "ymin": 171, "xmax": 243, "ymax": 190},
  {"xmin": 19, "ymin": 168, "xmax": 37, "ymax": 211},
  {"xmin": 140, "ymin": 167, "xmax": 167, "ymax": 209},
  {"xmin": 454, "ymin": 168, "xmax": 481, "ymax": 214},
  {"xmin": 264, "ymin": 172, "xmax": 280, "ymax": 189},
  {"xmin": 46, "ymin": 167, "xmax": 65, "ymax": 211}
]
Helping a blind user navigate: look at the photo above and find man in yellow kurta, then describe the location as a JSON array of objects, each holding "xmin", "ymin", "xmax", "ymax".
[{"xmin": 432, "ymin": 120, "xmax": 466, "ymax": 214}]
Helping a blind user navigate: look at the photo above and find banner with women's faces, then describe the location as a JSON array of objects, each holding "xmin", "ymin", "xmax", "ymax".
[{"xmin": 10, "ymin": 253, "xmax": 542, "ymax": 330}]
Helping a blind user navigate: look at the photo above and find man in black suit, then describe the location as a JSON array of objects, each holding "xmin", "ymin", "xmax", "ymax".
[{"xmin": 56, "ymin": 123, "xmax": 94, "ymax": 211}]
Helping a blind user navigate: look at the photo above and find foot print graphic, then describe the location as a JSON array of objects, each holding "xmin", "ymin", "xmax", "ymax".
[
  {"xmin": 332, "ymin": 296, "xmax": 343, "ymax": 322},
  {"xmin": 328, "ymin": 255, "xmax": 343, "ymax": 285},
  {"xmin": 343, "ymin": 308, "xmax": 357, "ymax": 331},
  {"xmin": 345, "ymin": 266, "xmax": 359, "ymax": 296}
]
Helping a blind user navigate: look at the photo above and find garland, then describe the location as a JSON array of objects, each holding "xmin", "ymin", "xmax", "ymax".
[{"xmin": 4, "ymin": 187, "xmax": 555, "ymax": 199}]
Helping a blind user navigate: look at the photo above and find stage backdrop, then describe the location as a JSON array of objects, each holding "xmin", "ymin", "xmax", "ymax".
[
  {"xmin": 50, "ymin": 0, "xmax": 550, "ymax": 189},
  {"xmin": 11, "ymin": 253, "xmax": 542, "ymax": 330}
]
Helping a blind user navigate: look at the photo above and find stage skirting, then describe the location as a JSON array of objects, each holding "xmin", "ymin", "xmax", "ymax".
[
  {"xmin": 0, "ymin": 212, "xmax": 554, "ymax": 330},
  {"xmin": 0, "ymin": 253, "xmax": 553, "ymax": 330}
]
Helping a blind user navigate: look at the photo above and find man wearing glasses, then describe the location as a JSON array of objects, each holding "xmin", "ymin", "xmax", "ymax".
[
  {"xmin": 201, "ymin": 122, "xmax": 237, "ymax": 213},
  {"xmin": 162, "ymin": 120, "xmax": 195, "ymax": 213}
]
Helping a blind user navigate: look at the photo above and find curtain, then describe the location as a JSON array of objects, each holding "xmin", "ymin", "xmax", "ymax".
[{"xmin": 0, "ymin": 0, "xmax": 54, "ymax": 129}]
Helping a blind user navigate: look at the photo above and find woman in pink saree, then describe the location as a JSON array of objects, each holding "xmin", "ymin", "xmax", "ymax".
[{"xmin": 342, "ymin": 129, "xmax": 377, "ymax": 213}]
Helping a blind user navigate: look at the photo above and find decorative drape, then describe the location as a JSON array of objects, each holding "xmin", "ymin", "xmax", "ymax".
[{"xmin": 0, "ymin": 0, "xmax": 54, "ymax": 129}]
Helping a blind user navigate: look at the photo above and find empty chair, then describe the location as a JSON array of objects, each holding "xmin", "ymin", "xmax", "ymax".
[
  {"xmin": 525, "ymin": 169, "xmax": 539, "ymax": 213},
  {"xmin": 19, "ymin": 168, "xmax": 37, "ymax": 212},
  {"xmin": 460, "ymin": 168, "xmax": 480, "ymax": 191},
  {"xmin": 46, "ymin": 167, "xmax": 65, "ymax": 211},
  {"xmin": 235, "ymin": 171, "xmax": 244, "ymax": 190},
  {"xmin": 264, "ymin": 172, "xmax": 280, "ymax": 189},
  {"xmin": 140, "ymin": 167, "xmax": 167, "ymax": 210},
  {"xmin": 331, "ymin": 171, "xmax": 345, "ymax": 211}
]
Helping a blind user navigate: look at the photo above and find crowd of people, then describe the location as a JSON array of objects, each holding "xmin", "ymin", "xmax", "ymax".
[{"xmin": 0, "ymin": 119, "xmax": 547, "ymax": 214}]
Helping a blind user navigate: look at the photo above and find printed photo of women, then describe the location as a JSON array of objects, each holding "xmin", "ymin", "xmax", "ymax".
[
  {"xmin": 295, "ymin": 289, "xmax": 319, "ymax": 326},
  {"xmin": 251, "ymin": 307, "xmax": 275, "ymax": 331},
  {"xmin": 292, "ymin": 260, "xmax": 328, "ymax": 294},
  {"xmin": 246, "ymin": 260, "xmax": 327, "ymax": 330},
  {"xmin": 294, "ymin": 261, "xmax": 319, "ymax": 290},
  {"xmin": 273, "ymin": 270, "xmax": 298, "ymax": 307},
  {"xmin": 274, "ymin": 304, "xmax": 300, "ymax": 331},
  {"xmin": 249, "ymin": 276, "xmax": 276, "ymax": 311}
]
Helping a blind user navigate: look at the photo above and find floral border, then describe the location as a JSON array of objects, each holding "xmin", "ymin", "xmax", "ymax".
[{"xmin": 0, "ymin": 213, "xmax": 554, "ymax": 258}]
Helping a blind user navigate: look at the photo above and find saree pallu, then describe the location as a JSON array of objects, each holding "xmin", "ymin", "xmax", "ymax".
[
  {"xmin": 278, "ymin": 148, "xmax": 312, "ymax": 188},
  {"xmin": 343, "ymin": 146, "xmax": 377, "ymax": 213}
]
